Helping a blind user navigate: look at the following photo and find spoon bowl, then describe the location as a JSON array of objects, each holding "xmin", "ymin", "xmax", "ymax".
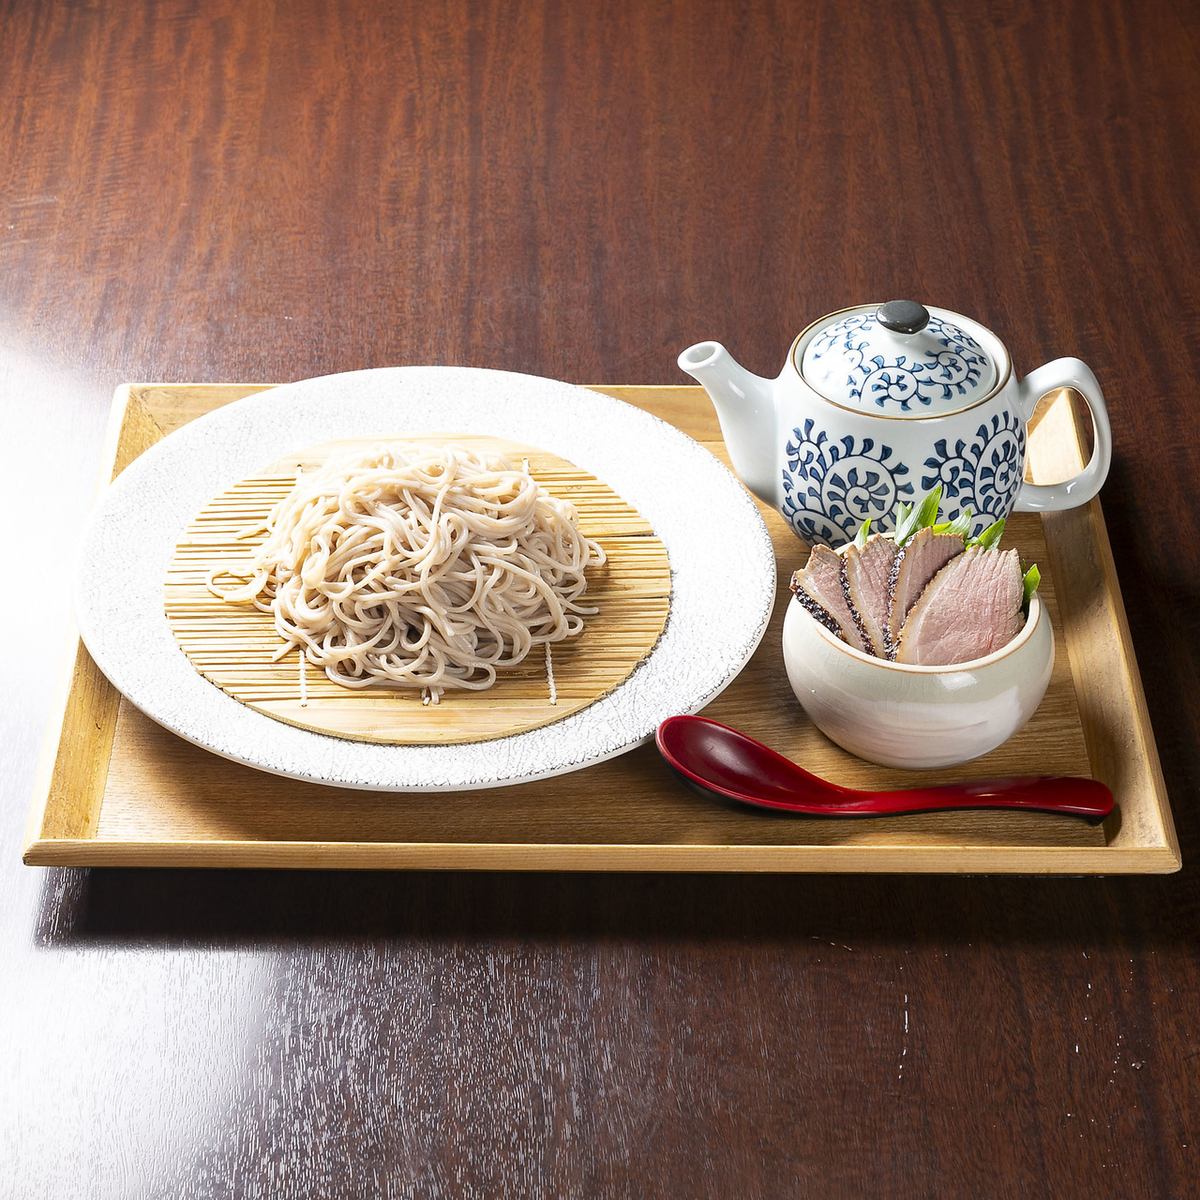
[{"xmin": 656, "ymin": 715, "xmax": 1113, "ymax": 822}]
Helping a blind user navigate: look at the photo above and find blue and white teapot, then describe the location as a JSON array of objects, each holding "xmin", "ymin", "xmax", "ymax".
[{"xmin": 678, "ymin": 300, "xmax": 1111, "ymax": 546}]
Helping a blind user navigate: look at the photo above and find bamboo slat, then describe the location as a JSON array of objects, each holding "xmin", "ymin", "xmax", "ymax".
[{"xmin": 164, "ymin": 434, "xmax": 671, "ymax": 744}]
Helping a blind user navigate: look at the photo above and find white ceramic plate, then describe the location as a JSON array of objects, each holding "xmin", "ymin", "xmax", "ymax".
[{"xmin": 76, "ymin": 367, "xmax": 776, "ymax": 791}]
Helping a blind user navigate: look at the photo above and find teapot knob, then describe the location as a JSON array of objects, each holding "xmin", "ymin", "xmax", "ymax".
[{"xmin": 877, "ymin": 299, "xmax": 930, "ymax": 335}]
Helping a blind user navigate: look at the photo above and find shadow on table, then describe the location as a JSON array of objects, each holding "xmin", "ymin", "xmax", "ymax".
[{"xmin": 33, "ymin": 862, "xmax": 1197, "ymax": 950}]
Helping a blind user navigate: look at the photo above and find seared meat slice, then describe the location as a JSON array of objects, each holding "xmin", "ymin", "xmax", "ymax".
[
  {"xmin": 842, "ymin": 535, "xmax": 897, "ymax": 656},
  {"xmin": 894, "ymin": 547, "xmax": 1025, "ymax": 665},
  {"xmin": 886, "ymin": 528, "xmax": 965, "ymax": 654},
  {"xmin": 790, "ymin": 545, "xmax": 874, "ymax": 654}
]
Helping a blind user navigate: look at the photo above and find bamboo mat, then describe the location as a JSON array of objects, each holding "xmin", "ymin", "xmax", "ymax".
[{"xmin": 165, "ymin": 434, "xmax": 671, "ymax": 743}]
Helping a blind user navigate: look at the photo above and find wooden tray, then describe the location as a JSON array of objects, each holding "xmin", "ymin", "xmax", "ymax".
[{"xmin": 24, "ymin": 383, "xmax": 1180, "ymax": 873}]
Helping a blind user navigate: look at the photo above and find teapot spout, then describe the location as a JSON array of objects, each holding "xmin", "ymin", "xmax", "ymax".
[{"xmin": 678, "ymin": 341, "xmax": 778, "ymax": 507}]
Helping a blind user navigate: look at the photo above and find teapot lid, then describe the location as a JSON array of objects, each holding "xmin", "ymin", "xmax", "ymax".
[{"xmin": 797, "ymin": 301, "xmax": 999, "ymax": 418}]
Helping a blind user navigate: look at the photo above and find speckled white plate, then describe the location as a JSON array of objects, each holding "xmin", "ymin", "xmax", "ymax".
[{"xmin": 76, "ymin": 367, "xmax": 776, "ymax": 791}]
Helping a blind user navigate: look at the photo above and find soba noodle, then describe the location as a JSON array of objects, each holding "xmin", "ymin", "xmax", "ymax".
[{"xmin": 206, "ymin": 443, "xmax": 607, "ymax": 703}]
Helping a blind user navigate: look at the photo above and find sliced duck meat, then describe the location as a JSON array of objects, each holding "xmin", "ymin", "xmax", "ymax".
[
  {"xmin": 886, "ymin": 528, "xmax": 965, "ymax": 653},
  {"xmin": 790, "ymin": 545, "xmax": 874, "ymax": 654},
  {"xmin": 842, "ymin": 535, "xmax": 897, "ymax": 656},
  {"xmin": 894, "ymin": 546, "xmax": 1025, "ymax": 665}
]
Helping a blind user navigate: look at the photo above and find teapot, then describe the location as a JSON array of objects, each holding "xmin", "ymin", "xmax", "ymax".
[{"xmin": 678, "ymin": 300, "xmax": 1111, "ymax": 546}]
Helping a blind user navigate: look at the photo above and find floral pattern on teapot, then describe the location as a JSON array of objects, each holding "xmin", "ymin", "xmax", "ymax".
[
  {"xmin": 807, "ymin": 312, "xmax": 991, "ymax": 413},
  {"xmin": 781, "ymin": 418, "xmax": 914, "ymax": 545},
  {"xmin": 920, "ymin": 410, "xmax": 1027, "ymax": 526},
  {"xmin": 782, "ymin": 411, "xmax": 1027, "ymax": 545},
  {"xmin": 679, "ymin": 299, "xmax": 1113, "ymax": 549}
]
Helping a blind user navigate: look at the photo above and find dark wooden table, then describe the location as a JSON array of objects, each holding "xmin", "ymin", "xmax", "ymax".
[{"xmin": 4, "ymin": 1, "xmax": 1199, "ymax": 1194}]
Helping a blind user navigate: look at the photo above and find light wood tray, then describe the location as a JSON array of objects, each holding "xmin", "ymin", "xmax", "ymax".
[
  {"xmin": 24, "ymin": 384, "xmax": 1180, "ymax": 873},
  {"xmin": 167, "ymin": 434, "xmax": 670, "ymax": 744}
]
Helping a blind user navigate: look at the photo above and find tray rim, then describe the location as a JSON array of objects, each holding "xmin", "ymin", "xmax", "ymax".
[{"xmin": 24, "ymin": 383, "xmax": 1181, "ymax": 874}]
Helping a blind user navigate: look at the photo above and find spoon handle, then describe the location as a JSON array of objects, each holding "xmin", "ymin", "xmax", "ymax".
[{"xmin": 826, "ymin": 777, "xmax": 1113, "ymax": 821}]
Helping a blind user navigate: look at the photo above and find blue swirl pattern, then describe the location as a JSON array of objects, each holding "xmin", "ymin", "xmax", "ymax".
[
  {"xmin": 808, "ymin": 313, "xmax": 990, "ymax": 412},
  {"xmin": 781, "ymin": 418, "xmax": 914, "ymax": 545},
  {"xmin": 920, "ymin": 410, "xmax": 1027, "ymax": 532}
]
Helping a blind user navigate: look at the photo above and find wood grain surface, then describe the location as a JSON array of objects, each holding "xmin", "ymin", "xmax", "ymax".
[{"xmin": 4, "ymin": 0, "xmax": 1200, "ymax": 1196}]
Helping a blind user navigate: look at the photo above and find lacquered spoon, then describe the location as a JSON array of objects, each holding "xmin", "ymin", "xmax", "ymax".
[{"xmin": 655, "ymin": 716, "xmax": 1114, "ymax": 822}]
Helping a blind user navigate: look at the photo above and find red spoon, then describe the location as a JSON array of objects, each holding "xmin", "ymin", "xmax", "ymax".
[{"xmin": 655, "ymin": 716, "xmax": 1114, "ymax": 822}]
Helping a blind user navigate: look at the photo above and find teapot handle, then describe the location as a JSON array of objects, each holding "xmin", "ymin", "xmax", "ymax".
[{"xmin": 1013, "ymin": 358, "xmax": 1112, "ymax": 513}]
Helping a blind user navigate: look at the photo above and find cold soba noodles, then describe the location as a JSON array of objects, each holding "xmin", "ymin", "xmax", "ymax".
[{"xmin": 207, "ymin": 443, "xmax": 606, "ymax": 704}]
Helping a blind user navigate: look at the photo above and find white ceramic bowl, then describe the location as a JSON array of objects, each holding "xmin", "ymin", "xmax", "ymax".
[{"xmin": 782, "ymin": 590, "xmax": 1053, "ymax": 769}]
